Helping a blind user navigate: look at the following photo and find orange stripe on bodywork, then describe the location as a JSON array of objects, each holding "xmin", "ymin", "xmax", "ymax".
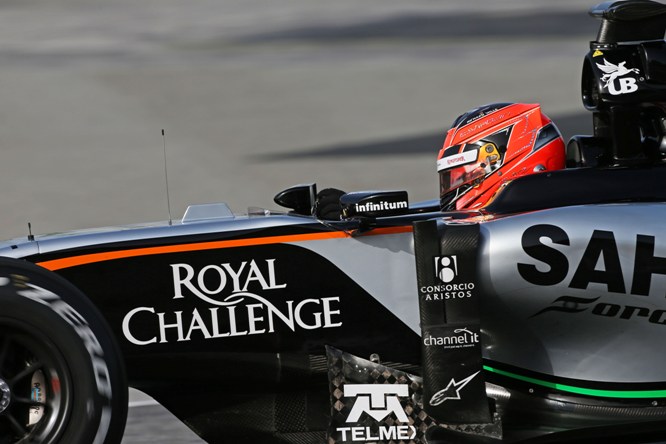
[{"xmin": 37, "ymin": 226, "xmax": 413, "ymax": 271}]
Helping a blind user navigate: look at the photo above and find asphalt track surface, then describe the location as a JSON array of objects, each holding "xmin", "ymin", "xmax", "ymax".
[{"xmin": 1, "ymin": 1, "xmax": 598, "ymax": 442}]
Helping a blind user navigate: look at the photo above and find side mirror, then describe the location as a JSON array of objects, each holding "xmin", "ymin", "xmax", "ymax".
[
  {"xmin": 340, "ymin": 190, "xmax": 409, "ymax": 219},
  {"xmin": 273, "ymin": 183, "xmax": 317, "ymax": 215}
]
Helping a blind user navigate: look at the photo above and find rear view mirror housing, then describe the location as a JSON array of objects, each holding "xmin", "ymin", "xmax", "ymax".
[{"xmin": 274, "ymin": 183, "xmax": 317, "ymax": 215}]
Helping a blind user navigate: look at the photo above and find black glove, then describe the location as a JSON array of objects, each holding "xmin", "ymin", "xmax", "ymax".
[{"xmin": 315, "ymin": 188, "xmax": 346, "ymax": 220}]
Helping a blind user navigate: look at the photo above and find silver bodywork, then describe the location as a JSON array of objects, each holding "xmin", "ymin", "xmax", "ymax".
[
  {"xmin": 480, "ymin": 203, "xmax": 666, "ymax": 384},
  {"xmin": 2, "ymin": 202, "xmax": 665, "ymax": 386}
]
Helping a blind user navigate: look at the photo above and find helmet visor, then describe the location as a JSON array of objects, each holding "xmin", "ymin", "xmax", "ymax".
[{"xmin": 437, "ymin": 142, "xmax": 501, "ymax": 196}]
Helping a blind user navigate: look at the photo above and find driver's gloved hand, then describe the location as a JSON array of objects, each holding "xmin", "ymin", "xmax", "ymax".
[{"xmin": 315, "ymin": 188, "xmax": 346, "ymax": 220}]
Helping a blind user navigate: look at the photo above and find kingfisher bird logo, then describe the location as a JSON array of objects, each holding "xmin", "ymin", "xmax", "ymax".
[{"xmin": 596, "ymin": 59, "xmax": 640, "ymax": 95}]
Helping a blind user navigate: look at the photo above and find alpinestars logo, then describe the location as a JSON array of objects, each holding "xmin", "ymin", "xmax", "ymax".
[
  {"xmin": 429, "ymin": 371, "xmax": 480, "ymax": 406},
  {"xmin": 596, "ymin": 59, "xmax": 640, "ymax": 96},
  {"xmin": 420, "ymin": 255, "xmax": 474, "ymax": 301},
  {"xmin": 336, "ymin": 384, "xmax": 416, "ymax": 442}
]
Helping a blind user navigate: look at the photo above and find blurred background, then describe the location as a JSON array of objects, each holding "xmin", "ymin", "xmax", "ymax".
[
  {"xmin": 0, "ymin": 0, "xmax": 596, "ymax": 241},
  {"xmin": 0, "ymin": 0, "xmax": 598, "ymax": 442}
]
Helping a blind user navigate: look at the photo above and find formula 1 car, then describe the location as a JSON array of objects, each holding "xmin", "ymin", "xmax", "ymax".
[{"xmin": 3, "ymin": 1, "xmax": 666, "ymax": 443}]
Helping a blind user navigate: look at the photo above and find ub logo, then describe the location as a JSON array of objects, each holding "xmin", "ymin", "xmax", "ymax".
[
  {"xmin": 435, "ymin": 256, "xmax": 458, "ymax": 284},
  {"xmin": 596, "ymin": 59, "xmax": 640, "ymax": 96}
]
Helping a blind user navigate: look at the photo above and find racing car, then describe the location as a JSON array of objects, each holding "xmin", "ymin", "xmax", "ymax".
[{"xmin": 3, "ymin": 1, "xmax": 666, "ymax": 443}]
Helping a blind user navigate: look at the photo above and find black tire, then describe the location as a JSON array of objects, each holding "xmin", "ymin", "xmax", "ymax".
[{"xmin": 0, "ymin": 258, "xmax": 127, "ymax": 444}]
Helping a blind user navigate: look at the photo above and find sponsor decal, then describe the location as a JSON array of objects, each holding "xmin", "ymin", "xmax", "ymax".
[
  {"xmin": 596, "ymin": 59, "xmax": 641, "ymax": 95},
  {"xmin": 341, "ymin": 191, "xmax": 409, "ymax": 218},
  {"xmin": 354, "ymin": 200, "xmax": 408, "ymax": 214},
  {"xmin": 531, "ymin": 295, "xmax": 666, "ymax": 326},
  {"xmin": 461, "ymin": 106, "xmax": 504, "ymax": 126},
  {"xmin": 429, "ymin": 371, "xmax": 480, "ymax": 406},
  {"xmin": 519, "ymin": 224, "xmax": 666, "ymax": 325},
  {"xmin": 335, "ymin": 384, "xmax": 416, "ymax": 442},
  {"xmin": 437, "ymin": 150, "xmax": 478, "ymax": 172},
  {"xmin": 518, "ymin": 224, "xmax": 666, "ymax": 297},
  {"xmin": 29, "ymin": 370, "xmax": 46, "ymax": 426},
  {"xmin": 457, "ymin": 112, "xmax": 509, "ymax": 139},
  {"xmin": 420, "ymin": 255, "xmax": 475, "ymax": 301},
  {"xmin": 122, "ymin": 258, "xmax": 343, "ymax": 345},
  {"xmin": 423, "ymin": 327, "xmax": 480, "ymax": 349},
  {"xmin": 345, "ymin": 384, "xmax": 409, "ymax": 422},
  {"xmin": 436, "ymin": 255, "xmax": 457, "ymax": 283}
]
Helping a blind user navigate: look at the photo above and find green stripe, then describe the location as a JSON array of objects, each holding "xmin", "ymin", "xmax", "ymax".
[{"xmin": 483, "ymin": 365, "xmax": 666, "ymax": 399}]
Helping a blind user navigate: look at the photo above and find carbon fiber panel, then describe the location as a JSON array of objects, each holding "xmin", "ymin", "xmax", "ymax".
[
  {"xmin": 326, "ymin": 346, "xmax": 501, "ymax": 444},
  {"xmin": 415, "ymin": 221, "xmax": 491, "ymax": 425}
]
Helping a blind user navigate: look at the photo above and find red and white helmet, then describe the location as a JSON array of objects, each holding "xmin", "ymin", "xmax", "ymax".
[{"xmin": 437, "ymin": 103, "xmax": 566, "ymax": 210}]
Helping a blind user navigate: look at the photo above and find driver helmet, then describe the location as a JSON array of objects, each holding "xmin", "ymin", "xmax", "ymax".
[{"xmin": 437, "ymin": 102, "xmax": 566, "ymax": 210}]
